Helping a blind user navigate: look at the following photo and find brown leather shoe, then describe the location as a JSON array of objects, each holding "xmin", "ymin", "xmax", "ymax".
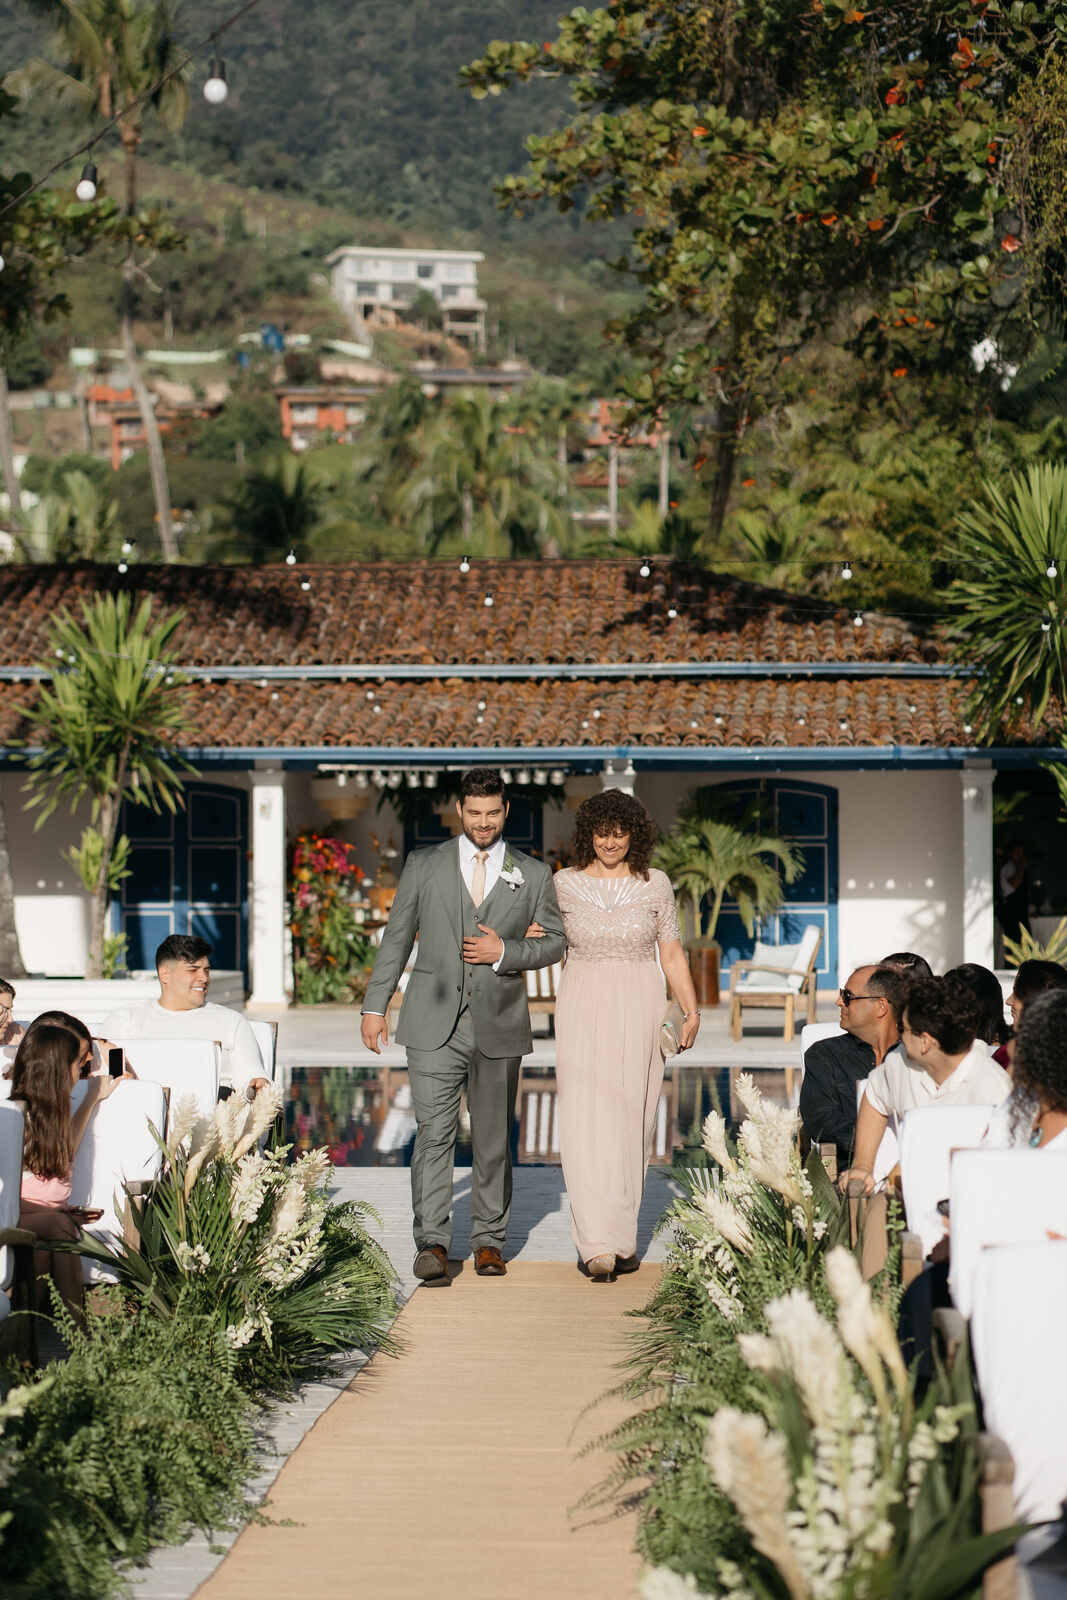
[
  {"xmin": 413, "ymin": 1244, "xmax": 449, "ymax": 1283},
  {"xmin": 614, "ymin": 1253, "xmax": 639, "ymax": 1274},
  {"xmin": 473, "ymin": 1245, "xmax": 507, "ymax": 1276}
]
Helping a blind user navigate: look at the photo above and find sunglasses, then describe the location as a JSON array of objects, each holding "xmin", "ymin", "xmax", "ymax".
[{"xmin": 838, "ymin": 988, "xmax": 879, "ymax": 1007}]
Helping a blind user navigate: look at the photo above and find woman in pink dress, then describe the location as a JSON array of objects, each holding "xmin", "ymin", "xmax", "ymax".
[
  {"xmin": 12, "ymin": 1022, "xmax": 124, "ymax": 1318},
  {"xmin": 554, "ymin": 790, "xmax": 700, "ymax": 1280}
]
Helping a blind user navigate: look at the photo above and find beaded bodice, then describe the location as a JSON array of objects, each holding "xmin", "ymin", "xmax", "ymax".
[{"xmin": 555, "ymin": 867, "xmax": 681, "ymax": 963}]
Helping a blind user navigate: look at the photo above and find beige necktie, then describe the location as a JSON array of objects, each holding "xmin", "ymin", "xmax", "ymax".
[{"xmin": 470, "ymin": 850, "xmax": 489, "ymax": 908}]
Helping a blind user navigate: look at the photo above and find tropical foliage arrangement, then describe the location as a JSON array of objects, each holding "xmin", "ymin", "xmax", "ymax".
[
  {"xmin": 289, "ymin": 831, "xmax": 374, "ymax": 1004},
  {"xmin": 0, "ymin": 1089, "xmax": 398, "ymax": 1597},
  {"xmin": 74, "ymin": 1085, "xmax": 397, "ymax": 1391},
  {"xmin": 653, "ymin": 812, "xmax": 803, "ymax": 946},
  {"xmin": 592, "ymin": 1077, "xmax": 1018, "ymax": 1598}
]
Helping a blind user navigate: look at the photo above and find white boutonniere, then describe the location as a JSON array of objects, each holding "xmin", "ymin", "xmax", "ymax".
[{"xmin": 500, "ymin": 851, "xmax": 525, "ymax": 890}]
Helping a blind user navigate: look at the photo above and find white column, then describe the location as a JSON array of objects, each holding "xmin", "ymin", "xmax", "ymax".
[
  {"xmin": 961, "ymin": 762, "xmax": 995, "ymax": 969},
  {"xmin": 248, "ymin": 768, "xmax": 288, "ymax": 1008}
]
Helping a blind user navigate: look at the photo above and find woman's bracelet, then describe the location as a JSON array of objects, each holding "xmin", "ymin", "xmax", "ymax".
[{"xmin": 684, "ymin": 1010, "xmax": 700, "ymax": 1019}]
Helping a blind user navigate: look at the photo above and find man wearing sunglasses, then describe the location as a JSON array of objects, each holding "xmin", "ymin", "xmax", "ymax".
[{"xmin": 799, "ymin": 963, "xmax": 907, "ymax": 1170}]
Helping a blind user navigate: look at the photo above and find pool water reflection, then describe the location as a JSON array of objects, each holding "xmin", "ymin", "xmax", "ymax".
[{"xmin": 284, "ymin": 1064, "xmax": 792, "ymax": 1168}]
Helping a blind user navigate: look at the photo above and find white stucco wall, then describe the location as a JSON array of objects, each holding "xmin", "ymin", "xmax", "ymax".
[{"xmin": 634, "ymin": 766, "xmax": 966, "ymax": 985}]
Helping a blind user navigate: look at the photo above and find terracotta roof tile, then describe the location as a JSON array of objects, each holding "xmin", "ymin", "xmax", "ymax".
[
  {"xmin": 0, "ymin": 561, "xmax": 944, "ymax": 669},
  {"xmin": 0, "ymin": 675, "xmax": 999, "ymax": 751}
]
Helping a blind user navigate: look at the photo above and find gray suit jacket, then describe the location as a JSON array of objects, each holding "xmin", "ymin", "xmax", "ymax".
[{"xmin": 361, "ymin": 838, "xmax": 566, "ymax": 1057}]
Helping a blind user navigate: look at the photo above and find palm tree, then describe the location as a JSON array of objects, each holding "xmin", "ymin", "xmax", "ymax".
[
  {"xmin": 13, "ymin": 469, "xmax": 121, "ymax": 560},
  {"xmin": 949, "ymin": 463, "xmax": 1067, "ymax": 736},
  {"xmin": 224, "ymin": 454, "xmax": 325, "ymax": 561},
  {"xmin": 23, "ymin": 0, "xmax": 189, "ymax": 560},
  {"xmin": 22, "ymin": 593, "xmax": 195, "ymax": 977},
  {"xmin": 404, "ymin": 389, "xmax": 568, "ymax": 557},
  {"xmin": 653, "ymin": 816, "xmax": 803, "ymax": 947}
]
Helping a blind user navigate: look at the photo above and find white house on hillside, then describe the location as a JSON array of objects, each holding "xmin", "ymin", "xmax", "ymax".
[{"xmin": 328, "ymin": 245, "xmax": 486, "ymax": 350}]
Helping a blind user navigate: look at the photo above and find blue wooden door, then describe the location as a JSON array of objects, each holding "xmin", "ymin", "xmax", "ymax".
[
  {"xmin": 118, "ymin": 782, "xmax": 249, "ymax": 977},
  {"xmin": 705, "ymin": 779, "xmax": 838, "ymax": 990}
]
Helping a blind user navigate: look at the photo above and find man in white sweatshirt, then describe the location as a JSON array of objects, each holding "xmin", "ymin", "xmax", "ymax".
[{"xmin": 101, "ymin": 934, "xmax": 268, "ymax": 1098}]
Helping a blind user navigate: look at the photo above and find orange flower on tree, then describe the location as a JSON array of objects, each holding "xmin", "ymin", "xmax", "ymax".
[
  {"xmin": 892, "ymin": 367, "xmax": 908, "ymax": 377},
  {"xmin": 693, "ymin": 125, "xmax": 708, "ymax": 139},
  {"xmin": 1001, "ymin": 234, "xmax": 1022, "ymax": 253}
]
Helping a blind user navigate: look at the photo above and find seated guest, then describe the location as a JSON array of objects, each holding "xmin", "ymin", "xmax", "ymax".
[
  {"xmin": 0, "ymin": 977, "xmax": 25, "ymax": 1048},
  {"xmin": 840, "ymin": 972, "xmax": 1010, "ymax": 1195},
  {"xmin": 1001, "ymin": 959, "xmax": 1067, "ymax": 1072},
  {"xmin": 881, "ymin": 951, "xmax": 934, "ymax": 982},
  {"xmin": 99, "ymin": 934, "xmax": 268, "ymax": 1099},
  {"xmin": 799, "ymin": 962, "xmax": 904, "ymax": 1170},
  {"xmin": 12, "ymin": 1023, "xmax": 125, "ymax": 1318},
  {"xmin": 982, "ymin": 988, "xmax": 1067, "ymax": 1150},
  {"xmin": 947, "ymin": 963, "xmax": 1010, "ymax": 1057}
]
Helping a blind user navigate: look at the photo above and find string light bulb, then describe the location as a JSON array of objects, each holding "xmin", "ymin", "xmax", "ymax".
[
  {"xmin": 639, "ymin": 560, "xmax": 651, "ymax": 577},
  {"xmin": 120, "ymin": 540, "xmax": 133, "ymax": 556},
  {"xmin": 1042, "ymin": 620, "xmax": 1052, "ymax": 632},
  {"xmin": 841, "ymin": 560, "xmax": 853, "ymax": 581},
  {"xmin": 75, "ymin": 162, "xmax": 98, "ymax": 202},
  {"xmin": 483, "ymin": 594, "xmax": 494, "ymax": 607},
  {"xmin": 667, "ymin": 606, "xmax": 678, "ymax": 618},
  {"xmin": 853, "ymin": 611, "xmax": 864, "ymax": 627},
  {"xmin": 203, "ymin": 56, "xmax": 229, "ymax": 104},
  {"xmin": 117, "ymin": 560, "xmax": 128, "ymax": 574},
  {"xmin": 459, "ymin": 555, "xmax": 471, "ymax": 573},
  {"xmin": 300, "ymin": 578, "xmax": 311, "ymax": 592},
  {"xmin": 1048, "ymin": 557, "xmax": 1059, "ymax": 579},
  {"xmin": 285, "ymin": 549, "xmax": 296, "ymax": 565}
]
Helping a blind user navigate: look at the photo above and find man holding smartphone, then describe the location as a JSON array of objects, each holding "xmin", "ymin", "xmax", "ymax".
[{"xmin": 100, "ymin": 934, "xmax": 268, "ymax": 1099}]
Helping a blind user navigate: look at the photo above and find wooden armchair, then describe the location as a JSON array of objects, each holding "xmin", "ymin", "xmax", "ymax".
[{"xmin": 729, "ymin": 925, "xmax": 822, "ymax": 1042}]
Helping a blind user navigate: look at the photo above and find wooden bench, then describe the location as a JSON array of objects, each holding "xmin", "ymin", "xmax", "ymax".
[{"xmin": 525, "ymin": 963, "xmax": 562, "ymax": 1036}]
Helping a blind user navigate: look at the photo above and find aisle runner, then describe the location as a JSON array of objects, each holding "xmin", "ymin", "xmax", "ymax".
[{"xmin": 197, "ymin": 1262, "xmax": 657, "ymax": 1600}]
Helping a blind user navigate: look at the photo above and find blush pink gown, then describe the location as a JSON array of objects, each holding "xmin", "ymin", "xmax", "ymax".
[{"xmin": 554, "ymin": 867, "xmax": 680, "ymax": 1264}]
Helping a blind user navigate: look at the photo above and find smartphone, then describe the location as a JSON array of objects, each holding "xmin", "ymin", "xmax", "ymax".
[
  {"xmin": 107, "ymin": 1047, "xmax": 124, "ymax": 1078},
  {"xmin": 935, "ymin": 1197, "xmax": 950, "ymax": 1218}
]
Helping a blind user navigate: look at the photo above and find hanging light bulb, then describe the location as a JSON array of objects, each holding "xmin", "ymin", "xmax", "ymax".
[
  {"xmin": 120, "ymin": 540, "xmax": 133, "ymax": 556},
  {"xmin": 75, "ymin": 162, "xmax": 98, "ymax": 202},
  {"xmin": 459, "ymin": 555, "xmax": 471, "ymax": 573},
  {"xmin": 300, "ymin": 578, "xmax": 311, "ymax": 592},
  {"xmin": 203, "ymin": 56, "xmax": 229, "ymax": 105},
  {"xmin": 1042, "ymin": 620, "xmax": 1052, "ymax": 632},
  {"xmin": 1047, "ymin": 556, "xmax": 1059, "ymax": 579},
  {"xmin": 841, "ymin": 560, "xmax": 853, "ymax": 581},
  {"xmin": 853, "ymin": 611, "xmax": 864, "ymax": 627},
  {"xmin": 0, "ymin": 251, "xmax": 5, "ymax": 273},
  {"xmin": 483, "ymin": 594, "xmax": 494, "ymax": 607},
  {"xmin": 117, "ymin": 560, "xmax": 128, "ymax": 574},
  {"xmin": 285, "ymin": 549, "xmax": 296, "ymax": 565},
  {"xmin": 667, "ymin": 606, "xmax": 678, "ymax": 619},
  {"xmin": 639, "ymin": 560, "xmax": 651, "ymax": 578}
]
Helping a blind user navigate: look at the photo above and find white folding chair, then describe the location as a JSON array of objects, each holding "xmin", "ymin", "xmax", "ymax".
[
  {"xmin": 69, "ymin": 1078, "xmax": 169, "ymax": 1282},
  {"xmin": 248, "ymin": 1019, "xmax": 279, "ymax": 1082},
  {"xmin": 970, "ymin": 1239, "xmax": 1067, "ymax": 1524},
  {"xmin": 856, "ymin": 1079, "xmax": 901, "ymax": 1185},
  {"xmin": 949, "ymin": 1148, "xmax": 1067, "ymax": 1318},
  {"xmin": 0, "ymin": 1101, "xmax": 24, "ymax": 1322},
  {"xmin": 898, "ymin": 1103, "xmax": 1001, "ymax": 1259},
  {"xmin": 108, "ymin": 1038, "xmax": 219, "ymax": 1119}
]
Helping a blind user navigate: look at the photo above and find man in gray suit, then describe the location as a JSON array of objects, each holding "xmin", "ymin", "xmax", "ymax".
[{"xmin": 361, "ymin": 768, "xmax": 565, "ymax": 1283}]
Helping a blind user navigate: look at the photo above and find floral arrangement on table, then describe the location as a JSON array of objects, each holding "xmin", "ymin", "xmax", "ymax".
[
  {"xmin": 587, "ymin": 1077, "xmax": 1019, "ymax": 1600},
  {"xmin": 74, "ymin": 1087, "xmax": 398, "ymax": 1392},
  {"xmin": 289, "ymin": 830, "xmax": 374, "ymax": 1004}
]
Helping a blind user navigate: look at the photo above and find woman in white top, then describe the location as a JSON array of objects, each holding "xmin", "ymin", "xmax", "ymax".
[{"xmin": 982, "ymin": 988, "xmax": 1067, "ymax": 1152}]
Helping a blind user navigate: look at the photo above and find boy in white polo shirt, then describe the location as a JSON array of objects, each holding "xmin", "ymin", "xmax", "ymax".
[
  {"xmin": 100, "ymin": 934, "xmax": 268, "ymax": 1098},
  {"xmin": 840, "ymin": 969, "xmax": 1010, "ymax": 1195}
]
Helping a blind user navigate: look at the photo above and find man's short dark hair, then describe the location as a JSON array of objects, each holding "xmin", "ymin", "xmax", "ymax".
[
  {"xmin": 867, "ymin": 965, "xmax": 909, "ymax": 1023},
  {"xmin": 459, "ymin": 767, "xmax": 506, "ymax": 802},
  {"xmin": 0, "ymin": 978, "xmax": 14, "ymax": 999},
  {"xmin": 155, "ymin": 934, "xmax": 212, "ymax": 968},
  {"xmin": 881, "ymin": 951, "xmax": 934, "ymax": 981}
]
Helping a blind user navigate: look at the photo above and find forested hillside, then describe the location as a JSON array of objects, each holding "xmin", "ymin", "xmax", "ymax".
[{"xmin": 1, "ymin": 0, "xmax": 576, "ymax": 239}]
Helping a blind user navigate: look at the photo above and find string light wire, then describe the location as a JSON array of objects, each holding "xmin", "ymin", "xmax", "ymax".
[{"xmin": 0, "ymin": 0, "xmax": 264, "ymax": 224}]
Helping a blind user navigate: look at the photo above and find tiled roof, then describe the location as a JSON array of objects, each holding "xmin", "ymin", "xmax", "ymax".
[
  {"xmin": 0, "ymin": 675, "xmax": 987, "ymax": 751},
  {"xmin": 0, "ymin": 561, "xmax": 943, "ymax": 669},
  {"xmin": 0, "ymin": 561, "xmax": 996, "ymax": 753}
]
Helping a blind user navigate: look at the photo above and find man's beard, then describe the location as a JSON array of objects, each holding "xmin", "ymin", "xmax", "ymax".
[{"xmin": 462, "ymin": 821, "xmax": 504, "ymax": 850}]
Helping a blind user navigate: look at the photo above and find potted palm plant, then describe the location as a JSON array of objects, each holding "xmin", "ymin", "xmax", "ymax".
[{"xmin": 653, "ymin": 813, "xmax": 803, "ymax": 1005}]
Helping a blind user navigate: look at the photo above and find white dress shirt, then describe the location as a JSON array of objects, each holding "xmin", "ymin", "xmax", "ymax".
[
  {"xmin": 864, "ymin": 1041, "xmax": 1010, "ymax": 1119},
  {"xmin": 458, "ymin": 833, "xmax": 506, "ymax": 902}
]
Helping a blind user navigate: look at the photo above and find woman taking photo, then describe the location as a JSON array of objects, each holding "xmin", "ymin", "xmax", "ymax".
[
  {"xmin": 554, "ymin": 789, "xmax": 699, "ymax": 1281},
  {"xmin": 12, "ymin": 1022, "xmax": 124, "ymax": 1318}
]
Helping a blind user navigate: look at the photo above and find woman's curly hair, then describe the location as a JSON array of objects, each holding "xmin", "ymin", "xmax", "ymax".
[
  {"xmin": 902, "ymin": 973, "xmax": 982, "ymax": 1056},
  {"xmin": 1009, "ymin": 989, "xmax": 1067, "ymax": 1139},
  {"xmin": 570, "ymin": 789, "xmax": 659, "ymax": 879}
]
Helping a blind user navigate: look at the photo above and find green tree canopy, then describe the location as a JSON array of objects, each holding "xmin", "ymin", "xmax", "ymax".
[{"xmin": 465, "ymin": 0, "xmax": 1066, "ymax": 531}]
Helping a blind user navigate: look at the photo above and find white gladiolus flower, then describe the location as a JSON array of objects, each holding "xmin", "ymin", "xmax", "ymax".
[
  {"xmin": 176, "ymin": 1240, "xmax": 211, "ymax": 1274},
  {"xmin": 223, "ymin": 1316, "xmax": 258, "ymax": 1349},
  {"xmin": 701, "ymin": 1110, "xmax": 737, "ymax": 1174},
  {"xmin": 692, "ymin": 1189, "xmax": 754, "ymax": 1253},
  {"xmin": 270, "ymin": 1180, "xmax": 306, "ymax": 1242},
  {"xmin": 706, "ymin": 1410, "xmax": 809, "ymax": 1600},
  {"xmin": 707, "ymin": 1279, "xmax": 743, "ymax": 1322},
  {"xmin": 230, "ymin": 1151, "xmax": 269, "ymax": 1225},
  {"xmin": 293, "ymin": 1147, "xmax": 331, "ymax": 1194},
  {"xmin": 640, "ymin": 1567, "xmax": 708, "ymax": 1599}
]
